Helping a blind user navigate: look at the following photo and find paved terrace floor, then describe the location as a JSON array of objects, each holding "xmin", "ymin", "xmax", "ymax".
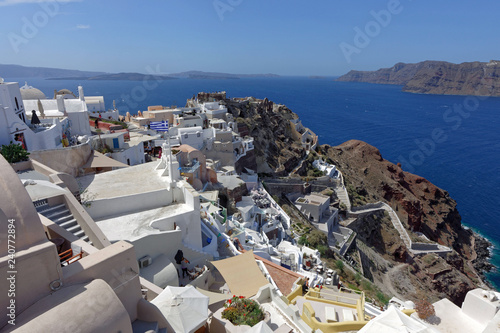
[
  {"xmin": 78, "ymin": 162, "xmax": 170, "ymax": 200},
  {"xmin": 294, "ymin": 296, "xmax": 358, "ymax": 323},
  {"xmin": 96, "ymin": 203, "xmax": 191, "ymax": 241}
]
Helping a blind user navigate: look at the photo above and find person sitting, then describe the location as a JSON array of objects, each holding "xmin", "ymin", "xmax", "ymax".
[{"xmin": 302, "ymin": 278, "xmax": 309, "ymax": 294}]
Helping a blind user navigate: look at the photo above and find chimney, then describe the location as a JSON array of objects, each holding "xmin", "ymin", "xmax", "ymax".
[
  {"xmin": 78, "ymin": 86, "xmax": 85, "ymax": 101},
  {"xmin": 56, "ymin": 95, "xmax": 65, "ymax": 114}
]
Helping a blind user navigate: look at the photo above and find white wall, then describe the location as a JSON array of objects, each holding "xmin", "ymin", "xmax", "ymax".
[
  {"xmin": 23, "ymin": 118, "xmax": 65, "ymax": 151},
  {"xmin": 180, "ymin": 183, "xmax": 202, "ymax": 250},
  {"xmin": 111, "ymin": 144, "xmax": 145, "ymax": 166},
  {"xmin": 150, "ymin": 209, "xmax": 196, "ymax": 233},
  {"xmin": 85, "ymin": 96, "xmax": 105, "ymax": 112},
  {"xmin": 86, "ymin": 188, "xmax": 174, "ymax": 220},
  {"xmin": 67, "ymin": 112, "xmax": 91, "ymax": 136},
  {"xmin": 178, "ymin": 126, "xmax": 204, "ymax": 150},
  {"xmin": 0, "ymin": 82, "xmax": 29, "ymax": 146}
]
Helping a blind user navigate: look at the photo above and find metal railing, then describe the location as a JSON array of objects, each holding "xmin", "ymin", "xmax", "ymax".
[{"xmin": 179, "ymin": 160, "xmax": 200, "ymax": 173}]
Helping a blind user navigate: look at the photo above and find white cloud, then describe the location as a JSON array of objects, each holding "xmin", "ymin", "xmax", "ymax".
[
  {"xmin": 76, "ymin": 24, "xmax": 90, "ymax": 29},
  {"xmin": 0, "ymin": 0, "xmax": 81, "ymax": 6}
]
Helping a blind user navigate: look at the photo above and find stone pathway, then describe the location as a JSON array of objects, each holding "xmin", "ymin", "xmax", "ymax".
[
  {"xmin": 336, "ymin": 170, "xmax": 451, "ymax": 255},
  {"xmin": 334, "ymin": 170, "xmax": 351, "ymax": 211}
]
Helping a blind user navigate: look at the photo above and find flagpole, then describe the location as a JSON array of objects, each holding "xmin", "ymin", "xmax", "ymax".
[
  {"xmin": 167, "ymin": 120, "xmax": 170, "ymax": 150},
  {"xmin": 166, "ymin": 120, "xmax": 174, "ymax": 182}
]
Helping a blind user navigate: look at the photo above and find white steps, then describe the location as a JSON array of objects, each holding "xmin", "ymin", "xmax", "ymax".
[{"xmin": 37, "ymin": 204, "xmax": 92, "ymax": 246}]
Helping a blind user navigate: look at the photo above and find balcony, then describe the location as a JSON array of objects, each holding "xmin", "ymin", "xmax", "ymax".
[{"xmin": 179, "ymin": 160, "xmax": 200, "ymax": 174}]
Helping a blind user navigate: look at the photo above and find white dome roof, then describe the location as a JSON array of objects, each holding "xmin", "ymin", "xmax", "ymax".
[{"xmin": 20, "ymin": 82, "xmax": 46, "ymax": 100}]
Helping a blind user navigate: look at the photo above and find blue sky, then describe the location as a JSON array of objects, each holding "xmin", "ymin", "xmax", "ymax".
[{"xmin": 0, "ymin": 0, "xmax": 499, "ymax": 76}]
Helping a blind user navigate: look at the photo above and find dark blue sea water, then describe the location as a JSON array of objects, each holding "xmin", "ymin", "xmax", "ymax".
[{"xmin": 9, "ymin": 77, "xmax": 500, "ymax": 288}]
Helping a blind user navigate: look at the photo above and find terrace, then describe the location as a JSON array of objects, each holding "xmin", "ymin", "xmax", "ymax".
[{"xmin": 287, "ymin": 281, "xmax": 370, "ymax": 332}]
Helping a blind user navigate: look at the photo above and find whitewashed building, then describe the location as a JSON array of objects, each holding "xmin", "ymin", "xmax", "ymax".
[{"xmin": 0, "ymin": 79, "xmax": 69, "ymax": 151}]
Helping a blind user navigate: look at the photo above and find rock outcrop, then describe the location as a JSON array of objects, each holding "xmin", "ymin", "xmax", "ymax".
[
  {"xmin": 337, "ymin": 60, "xmax": 500, "ymax": 96},
  {"xmin": 224, "ymin": 98, "xmax": 307, "ymax": 176},
  {"xmin": 321, "ymin": 140, "xmax": 489, "ymax": 304}
]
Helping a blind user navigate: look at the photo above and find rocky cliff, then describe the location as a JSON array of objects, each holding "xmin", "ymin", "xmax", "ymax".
[
  {"xmin": 320, "ymin": 140, "xmax": 490, "ymax": 304},
  {"xmin": 337, "ymin": 60, "xmax": 500, "ymax": 96},
  {"xmin": 224, "ymin": 97, "xmax": 307, "ymax": 176}
]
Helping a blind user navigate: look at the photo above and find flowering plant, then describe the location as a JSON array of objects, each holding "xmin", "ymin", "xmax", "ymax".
[{"xmin": 221, "ymin": 295, "xmax": 265, "ymax": 327}]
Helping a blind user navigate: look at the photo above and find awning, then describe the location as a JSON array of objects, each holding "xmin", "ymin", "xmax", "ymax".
[
  {"xmin": 83, "ymin": 151, "xmax": 129, "ymax": 169},
  {"xmin": 195, "ymin": 287, "xmax": 230, "ymax": 306},
  {"xmin": 211, "ymin": 250, "xmax": 270, "ymax": 297}
]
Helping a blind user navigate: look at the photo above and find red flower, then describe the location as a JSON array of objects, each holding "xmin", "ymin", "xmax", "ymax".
[
  {"xmin": 228, "ymin": 300, "xmax": 232, "ymax": 304},
  {"xmin": 240, "ymin": 296, "xmax": 244, "ymax": 299},
  {"xmin": 233, "ymin": 295, "xmax": 236, "ymax": 298}
]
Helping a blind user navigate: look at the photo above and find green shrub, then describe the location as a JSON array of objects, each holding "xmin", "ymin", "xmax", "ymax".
[
  {"xmin": 361, "ymin": 280, "xmax": 373, "ymax": 291},
  {"xmin": 376, "ymin": 291, "xmax": 390, "ymax": 305},
  {"xmin": 335, "ymin": 260, "xmax": 344, "ymax": 272},
  {"xmin": 347, "ymin": 283, "xmax": 361, "ymax": 291},
  {"xmin": 317, "ymin": 245, "xmax": 329, "ymax": 256},
  {"xmin": 1, "ymin": 142, "xmax": 30, "ymax": 163},
  {"xmin": 307, "ymin": 230, "xmax": 327, "ymax": 248}
]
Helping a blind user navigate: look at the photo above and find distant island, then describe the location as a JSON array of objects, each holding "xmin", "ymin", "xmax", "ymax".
[
  {"xmin": 167, "ymin": 70, "xmax": 280, "ymax": 80},
  {"xmin": 47, "ymin": 72, "xmax": 177, "ymax": 81},
  {"xmin": 337, "ymin": 60, "xmax": 500, "ymax": 96},
  {"xmin": 0, "ymin": 64, "xmax": 279, "ymax": 81}
]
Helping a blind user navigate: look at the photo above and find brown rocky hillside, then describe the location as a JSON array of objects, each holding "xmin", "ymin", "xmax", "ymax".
[{"xmin": 321, "ymin": 140, "xmax": 489, "ymax": 304}]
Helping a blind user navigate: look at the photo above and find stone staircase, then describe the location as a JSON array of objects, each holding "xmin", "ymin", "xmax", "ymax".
[
  {"xmin": 334, "ymin": 170, "xmax": 351, "ymax": 211},
  {"xmin": 131, "ymin": 320, "xmax": 167, "ymax": 333},
  {"xmin": 37, "ymin": 203, "xmax": 92, "ymax": 245}
]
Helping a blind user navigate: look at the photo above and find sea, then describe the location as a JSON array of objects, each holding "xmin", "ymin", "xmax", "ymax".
[{"xmin": 8, "ymin": 76, "xmax": 500, "ymax": 289}]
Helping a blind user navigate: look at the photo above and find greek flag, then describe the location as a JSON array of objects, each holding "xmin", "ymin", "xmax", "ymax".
[{"xmin": 149, "ymin": 120, "xmax": 169, "ymax": 132}]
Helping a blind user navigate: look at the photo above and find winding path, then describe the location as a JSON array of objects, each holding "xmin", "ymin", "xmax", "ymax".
[{"xmin": 335, "ymin": 171, "xmax": 451, "ymax": 255}]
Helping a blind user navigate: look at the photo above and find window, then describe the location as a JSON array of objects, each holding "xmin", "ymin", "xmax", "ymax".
[
  {"xmin": 184, "ymin": 134, "xmax": 188, "ymax": 139},
  {"xmin": 15, "ymin": 97, "xmax": 19, "ymax": 110},
  {"xmin": 197, "ymin": 133, "xmax": 201, "ymax": 137}
]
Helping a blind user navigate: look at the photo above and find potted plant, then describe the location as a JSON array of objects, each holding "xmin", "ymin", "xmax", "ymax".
[
  {"xmin": 221, "ymin": 295, "xmax": 266, "ymax": 327},
  {"xmin": 1, "ymin": 142, "xmax": 30, "ymax": 166}
]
